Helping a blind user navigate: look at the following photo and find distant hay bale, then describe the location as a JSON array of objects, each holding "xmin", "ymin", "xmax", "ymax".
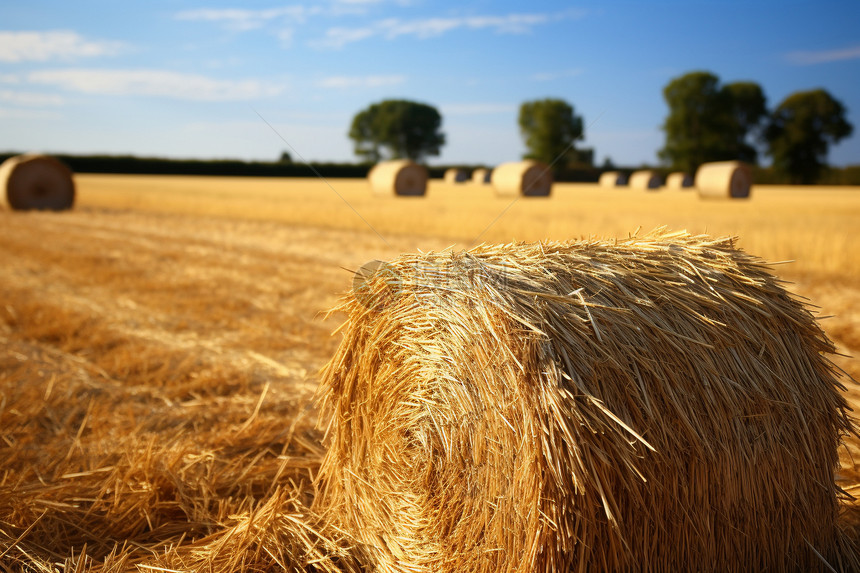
[
  {"xmin": 368, "ymin": 160, "xmax": 428, "ymax": 196},
  {"xmin": 316, "ymin": 230, "xmax": 856, "ymax": 572},
  {"xmin": 443, "ymin": 168, "xmax": 469, "ymax": 184},
  {"xmin": 471, "ymin": 168, "xmax": 491, "ymax": 184},
  {"xmin": 628, "ymin": 170, "xmax": 662, "ymax": 190},
  {"xmin": 696, "ymin": 160, "xmax": 752, "ymax": 199},
  {"xmin": 491, "ymin": 160, "xmax": 552, "ymax": 197},
  {"xmin": 598, "ymin": 171, "xmax": 628, "ymax": 187},
  {"xmin": 0, "ymin": 154, "xmax": 75, "ymax": 211},
  {"xmin": 665, "ymin": 171, "xmax": 694, "ymax": 189}
]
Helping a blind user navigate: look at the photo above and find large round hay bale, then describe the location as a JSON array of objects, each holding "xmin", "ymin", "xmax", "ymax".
[
  {"xmin": 316, "ymin": 231, "xmax": 855, "ymax": 572},
  {"xmin": 491, "ymin": 160, "xmax": 552, "ymax": 197},
  {"xmin": 598, "ymin": 171, "xmax": 628, "ymax": 187},
  {"xmin": 443, "ymin": 168, "xmax": 469, "ymax": 184},
  {"xmin": 471, "ymin": 168, "xmax": 491, "ymax": 184},
  {"xmin": 0, "ymin": 154, "xmax": 75, "ymax": 211},
  {"xmin": 665, "ymin": 171, "xmax": 694, "ymax": 189},
  {"xmin": 695, "ymin": 160, "xmax": 752, "ymax": 199},
  {"xmin": 368, "ymin": 160, "xmax": 428, "ymax": 196},
  {"xmin": 628, "ymin": 170, "xmax": 662, "ymax": 190}
]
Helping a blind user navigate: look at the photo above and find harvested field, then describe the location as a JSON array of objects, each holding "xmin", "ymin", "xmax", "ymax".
[{"xmin": 1, "ymin": 174, "xmax": 859, "ymax": 570}]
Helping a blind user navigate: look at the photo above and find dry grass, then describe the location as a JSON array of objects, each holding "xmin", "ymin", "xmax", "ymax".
[
  {"xmin": 1, "ymin": 174, "xmax": 859, "ymax": 570},
  {"xmin": 74, "ymin": 175, "xmax": 860, "ymax": 277},
  {"xmin": 0, "ymin": 210, "xmax": 389, "ymax": 571}
]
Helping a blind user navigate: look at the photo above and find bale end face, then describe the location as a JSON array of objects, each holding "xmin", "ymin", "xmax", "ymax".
[
  {"xmin": 599, "ymin": 171, "xmax": 628, "ymax": 187},
  {"xmin": 315, "ymin": 231, "xmax": 856, "ymax": 572},
  {"xmin": 471, "ymin": 168, "xmax": 491, "ymax": 184},
  {"xmin": 666, "ymin": 172, "xmax": 694, "ymax": 189},
  {"xmin": 629, "ymin": 170, "xmax": 663, "ymax": 190},
  {"xmin": 0, "ymin": 154, "xmax": 75, "ymax": 211},
  {"xmin": 444, "ymin": 168, "xmax": 469, "ymax": 184},
  {"xmin": 491, "ymin": 160, "xmax": 552, "ymax": 197},
  {"xmin": 696, "ymin": 161, "xmax": 752, "ymax": 199},
  {"xmin": 368, "ymin": 160, "xmax": 428, "ymax": 196}
]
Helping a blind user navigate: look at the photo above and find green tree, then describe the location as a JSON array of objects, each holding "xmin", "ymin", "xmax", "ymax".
[
  {"xmin": 348, "ymin": 99, "xmax": 445, "ymax": 162},
  {"xmin": 518, "ymin": 98, "xmax": 586, "ymax": 166},
  {"xmin": 723, "ymin": 81, "xmax": 768, "ymax": 163},
  {"xmin": 764, "ymin": 89, "xmax": 853, "ymax": 184},
  {"xmin": 659, "ymin": 71, "xmax": 726, "ymax": 172},
  {"xmin": 659, "ymin": 71, "xmax": 767, "ymax": 172}
]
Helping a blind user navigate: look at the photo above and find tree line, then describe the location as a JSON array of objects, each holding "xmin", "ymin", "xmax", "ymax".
[
  {"xmin": 660, "ymin": 71, "xmax": 852, "ymax": 183},
  {"xmin": 0, "ymin": 153, "xmax": 371, "ymax": 179},
  {"xmin": 4, "ymin": 73, "xmax": 850, "ymax": 184},
  {"xmin": 348, "ymin": 71, "xmax": 854, "ymax": 185}
]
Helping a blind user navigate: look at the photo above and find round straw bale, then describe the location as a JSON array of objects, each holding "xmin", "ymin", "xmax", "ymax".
[
  {"xmin": 628, "ymin": 170, "xmax": 662, "ymax": 190},
  {"xmin": 443, "ymin": 168, "xmax": 469, "ymax": 184},
  {"xmin": 368, "ymin": 160, "xmax": 428, "ymax": 196},
  {"xmin": 695, "ymin": 160, "xmax": 752, "ymax": 199},
  {"xmin": 0, "ymin": 154, "xmax": 75, "ymax": 211},
  {"xmin": 598, "ymin": 171, "xmax": 627, "ymax": 187},
  {"xmin": 316, "ymin": 230, "xmax": 855, "ymax": 572},
  {"xmin": 665, "ymin": 171, "xmax": 694, "ymax": 189},
  {"xmin": 471, "ymin": 168, "xmax": 491, "ymax": 184},
  {"xmin": 491, "ymin": 160, "xmax": 552, "ymax": 197}
]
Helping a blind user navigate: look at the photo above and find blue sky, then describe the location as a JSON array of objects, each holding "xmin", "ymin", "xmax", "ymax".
[{"xmin": 0, "ymin": 0, "xmax": 858, "ymax": 167}]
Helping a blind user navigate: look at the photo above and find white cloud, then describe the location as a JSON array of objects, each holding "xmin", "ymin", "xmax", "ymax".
[
  {"xmin": 0, "ymin": 31, "xmax": 125, "ymax": 63},
  {"xmin": 0, "ymin": 107, "xmax": 62, "ymax": 120},
  {"xmin": 0, "ymin": 73, "xmax": 21, "ymax": 84},
  {"xmin": 175, "ymin": 2, "xmax": 392, "ymax": 27},
  {"xmin": 28, "ymin": 69, "xmax": 285, "ymax": 102},
  {"xmin": 329, "ymin": 0, "xmax": 415, "ymax": 16},
  {"xmin": 381, "ymin": 13, "xmax": 553, "ymax": 39},
  {"xmin": 202, "ymin": 56, "xmax": 244, "ymax": 70},
  {"xmin": 785, "ymin": 45, "xmax": 860, "ymax": 65},
  {"xmin": 441, "ymin": 103, "xmax": 516, "ymax": 115},
  {"xmin": 531, "ymin": 68, "xmax": 584, "ymax": 82},
  {"xmin": 378, "ymin": 17, "xmax": 462, "ymax": 39},
  {"xmin": 175, "ymin": 7, "xmax": 580, "ymax": 50},
  {"xmin": 315, "ymin": 74, "xmax": 406, "ymax": 89},
  {"xmin": 314, "ymin": 11, "xmax": 569, "ymax": 49},
  {"xmin": 312, "ymin": 26, "xmax": 376, "ymax": 49},
  {"xmin": 0, "ymin": 89, "xmax": 64, "ymax": 107},
  {"xmin": 461, "ymin": 14, "xmax": 551, "ymax": 34},
  {"xmin": 175, "ymin": 6, "xmax": 317, "ymax": 32},
  {"xmin": 276, "ymin": 28, "xmax": 295, "ymax": 48}
]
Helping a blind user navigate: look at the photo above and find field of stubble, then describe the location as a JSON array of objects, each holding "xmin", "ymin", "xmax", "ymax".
[{"xmin": 1, "ymin": 174, "xmax": 859, "ymax": 570}]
